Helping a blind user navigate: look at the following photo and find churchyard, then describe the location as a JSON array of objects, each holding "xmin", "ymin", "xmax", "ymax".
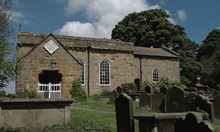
[{"xmin": 1, "ymin": 85, "xmax": 220, "ymax": 131}]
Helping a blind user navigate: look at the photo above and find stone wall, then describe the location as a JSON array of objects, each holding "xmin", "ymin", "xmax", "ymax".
[
  {"xmin": 70, "ymin": 49, "xmax": 138, "ymax": 95},
  {"xmin": 16, "ymin": 35, "xmax": 81, "ymax": 98},
  {"xmin": 141, "ymin": 57, "xmax": 180, "ymax": 82},
  {"xmin": 0, "ymin": 99, "xmax": 73, "ymax": 128}
]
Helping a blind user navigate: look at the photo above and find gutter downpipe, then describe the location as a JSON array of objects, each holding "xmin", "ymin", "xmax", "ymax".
[
  {"xmin": 87, "ymin": 43, "xmax": 91, "ymax": 96},
  {"xmin": 139, "ymin": 56, "xmax": 142, "ymax": 90}
]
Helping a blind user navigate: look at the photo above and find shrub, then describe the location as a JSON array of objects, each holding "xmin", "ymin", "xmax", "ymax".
[
  {"xmin": 151, "ymin": 76, "xmax": 186, "ymax": 91},
  {"xmin": 70, "ymin": 79, "xmax": 87, "ymax": 102},
  {"xmin": 121, "ymin": 82, "xmax": 136, "ymax": 92},
  {"xmin": 100, "ymin": 89, "xmax": 111, "ymax": 96},
  {"xmin": 16, "ymin": 89, "xmax": 39, "ymax": 98}
]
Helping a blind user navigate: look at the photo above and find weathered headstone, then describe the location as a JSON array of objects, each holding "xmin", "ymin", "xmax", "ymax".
[
  {"xmin": 213, "ymin": 90, "xmax": 220, "ymax": 97},
  {"xmin": 175, "ymin": 112, "xmax": 213, "ymax": 132},
  {"xmin": 144, "ymin": 85, "xmax": 153, "ymax": 95},
  {"xmin": 184, "ymin": 92, "xmax": 197, "ymax": 111},
  {"xmin": 190, "ymin": 95, "xmax": 214, "ymax": 122},
  {"xmin": 166, "ymin": 86, "xmax": 185, "ymax": 112},
  {"xmin": 160, "ymin": 86, "xmax": 168, "ymax": 95},
  {"xmin": 115, "ymin": 92, "xmax": 134, "ymax": 132},
  {"xmin": 109, "ymin": 89, "xmax": 118, "ymax": 104},
  {"xmin": 116, "ymin": 86, "xmax": 123, "ymax": 94},
  {"xmin": 139, "ymin": 93, "xmax": 152, "ymax": 110},
  {"xmin": 152, "ymin": 92, "xmax": 166, "ymax": 112}
]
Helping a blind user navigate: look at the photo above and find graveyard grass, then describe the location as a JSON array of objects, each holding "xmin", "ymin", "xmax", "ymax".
[
  {"xmin": 71, "ymin": 97, "xmax": 146, "ymax": 131},
  {"xmin": 71, "ymin": 97, "xmax": 220, "ymax": 132}
]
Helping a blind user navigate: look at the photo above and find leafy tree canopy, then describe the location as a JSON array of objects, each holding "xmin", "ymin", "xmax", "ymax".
[
  {"xmin": 111, "ymin": 9, "xmax": 201, "ymax": 86},
  {"xmin": 0, "ymin": 0, "xmax": 14, "ymax": 89},
  {"xmin": 112, "ymin": 9, "xmax": 193, "ymax": 51},
  {"xmin": 197, "ymin": 28, "xmax": 220, "ymax": 87}
]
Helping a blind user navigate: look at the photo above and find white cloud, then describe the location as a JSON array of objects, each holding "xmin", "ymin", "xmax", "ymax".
[
  {"xmin": 9, "ymin": 11, "xmax": 28, "ymax": 24},
  {"xmin": 177, "ymin": 9, "xmax": 186, "ymax": 20},
  {"xmin": 56, "ymin": 0, "xmax": 160, "ymax": 38},
  {"xmin": 165, "ymin": 10, "xmax": 176, "ymax": 24}
]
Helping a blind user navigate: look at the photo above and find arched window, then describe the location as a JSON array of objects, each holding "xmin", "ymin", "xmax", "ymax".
[
  {"xmin": 78, "ymin": 59, "xmax": 85, "ymax": 85},
  {"xmin": 152, "ymin": 68, "xmax": 159, "ymax": 81},
  {"xmin": 99, "ymin": 60, "xmax": 110, "ymax": 85}
]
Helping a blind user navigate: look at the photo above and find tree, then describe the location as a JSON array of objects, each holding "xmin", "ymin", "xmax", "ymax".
[
  {"xmin": 197, "ymin": 28, "xmax": 220, "ymax": 87},
  {"xmin": 111, "ymin": 9, "xmax": 201, "ymax": 86},
  {"xmin": 0, "ymin": 0, "xmax": 14, "ymax": 90}
]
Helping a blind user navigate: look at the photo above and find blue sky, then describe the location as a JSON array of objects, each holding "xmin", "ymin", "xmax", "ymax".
[
  {"xmin": 6, "ymin": 0, "xmax": 220, "ymax": 93},
  {"xmin": 11, "ymin": 0, "xmax": 220, "ymax": 44}
]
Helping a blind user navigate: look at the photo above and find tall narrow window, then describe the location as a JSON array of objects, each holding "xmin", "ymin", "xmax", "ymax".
[
  {"xmin": 78, "ymin": 59, "xmax": 85, "ymax": 85},
  {"xmin": 99, "ymin": 60, "xmax": 110, "ymax": 85},
  {"xmin": 153, "ymin": 68, "xmax": 159, "ymax": 81}
]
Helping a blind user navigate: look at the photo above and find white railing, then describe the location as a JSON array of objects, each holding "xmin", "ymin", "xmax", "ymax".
[{"xmin": 38, "ymin": 82, "xmax": 61, "ymax": 98}]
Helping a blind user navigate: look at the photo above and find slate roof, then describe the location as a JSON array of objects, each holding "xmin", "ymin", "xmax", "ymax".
[
  {"xmin": 17, "ymin": 32, "xmax": 179, "ymax": 58},
  {"xmin": 134, "ymin": 46, "xmax": 179, "ymax": 58}
]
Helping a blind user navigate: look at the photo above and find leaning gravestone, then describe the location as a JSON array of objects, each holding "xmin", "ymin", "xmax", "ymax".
[
  {"xmin": 152, "ymin": 92, "xmax": 166, "ymax": 112},
  {"xmin": 139, "ymin": 93, "xmax": 152, "ymax": 110},
  {"xmin": 109, "ymin": 89, "xmax": 118, "ymax": 104},
  {"xmin": 115, "ymin": 92, "xmax": 134, "ymax": 132},
  {"xmin": 166, "ymin": 86, "xmax": 185, "ymax": 112}
]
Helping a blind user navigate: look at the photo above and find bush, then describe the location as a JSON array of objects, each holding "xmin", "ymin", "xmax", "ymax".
[
  {"xmin": 70, "ymin": 79, "xmax": 87, "ymax": 102},
  {"xmin": 100, "ymin": 89, "xmax": 111, "ymax": 96},
  {"xmin": 151, "ymin": 76, "xmax": 186, "ymax": 91},
  {"xmin": 121, "ymin": 82, "xmax": 136, "ymax": 92},
  {"xmin": 16, "ymin": 89, "xmax": 39, "ymax": 98}
]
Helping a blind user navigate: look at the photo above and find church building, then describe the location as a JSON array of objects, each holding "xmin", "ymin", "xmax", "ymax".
[{"xmin": 16, "ymin": 32, "xmax": 180, "ymax": 99}]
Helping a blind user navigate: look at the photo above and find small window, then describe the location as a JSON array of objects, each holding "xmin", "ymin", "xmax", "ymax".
[
  {"xmin": 99, "ymin": 60, "xmax": 110, "ymax": 85},
  {"xmin": 78, "ymin": 59, "xmax": 85, "ymax": 85},
  {"xmin": 153, "ymin": 68, "xmax": 159, "ymax": 81}
]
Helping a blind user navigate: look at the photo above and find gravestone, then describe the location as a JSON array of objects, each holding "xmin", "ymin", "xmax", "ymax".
[
  {"xmin": 109, "ymin": 89, "xmax": 118, "ymax": 104},
  {"xmin": 175, "ymin": 112, "xmax": 213, "ymax": 132},
  {"xmin": 190, "ymin": 95, "xmax": 214, "ymax": 122},
  {"xmin": 152, "ymin": 92, "xmax": 166, "ymax": 112},
  {"xmin": 160, "ymin": 86, "xmax": 168, "ymax": 95},
  {"xmin": 115, "ymin": 92, "xmax": 134, "ymax": 132},
  {"xmin": 116, "ymin": 86, "xmax": 123, "ymax": 94},
  {"xmin": 166, "ymin": 86, "xmax": 185, "ymax": 112},
  {"xmin": 213, "ymin": 94, "xmax": 220, "ymax": 118},
  {"xmin": 139, "ymin": 93, "xmax": 152, "ymax": 110},
  {"xmin": 144, "ymin": 85, "xmax": 153, "ymax": 95},
  {"xmin": 213, "ymin": 90, "xmax": 220, "ymax": 97},
  {"xmin": 184, "ymin": 92, "xmax": 197, "ymax": 111}
]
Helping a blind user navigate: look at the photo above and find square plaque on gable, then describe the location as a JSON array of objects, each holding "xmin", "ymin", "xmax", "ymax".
[{"xmin": 44, "ymin": 40, "xmax": 59, "ymax": 54}]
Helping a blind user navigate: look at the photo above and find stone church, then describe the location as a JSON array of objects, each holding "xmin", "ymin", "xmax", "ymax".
[{"xmin": 16, "ymin": 32, "xmax": 180, "ymax": 99}]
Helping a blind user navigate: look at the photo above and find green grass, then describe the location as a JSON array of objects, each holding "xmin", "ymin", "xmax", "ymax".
[
  {"xmin": 71, "ymin": 108, "xmax": 116, "ymax": 131},
  {"xmin": 73, "ymin": 97, "xmax": 115, "ymax": 112}
]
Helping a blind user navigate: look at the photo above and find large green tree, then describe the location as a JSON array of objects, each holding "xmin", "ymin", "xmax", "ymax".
[
  {"xmin": 112, "ymin": 9, "xmax": 201, "ymax": 86},
  {"xmin": 0, "ymin": 0, "xmax": 14, "ymax": 90},
  {"xmin": 197, "ymin": 28, "xmax": 220, "ymax": 87}
]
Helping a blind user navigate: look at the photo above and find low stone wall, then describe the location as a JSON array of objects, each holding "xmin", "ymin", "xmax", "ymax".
[{"xmin": 0, "ymin": 98, "xmax": 73, "ymax": 128}]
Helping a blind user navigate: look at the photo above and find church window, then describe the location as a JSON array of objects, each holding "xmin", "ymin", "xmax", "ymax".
[
  {"xmin": 99, "ymin": 60, "xmax": 110, "ymax": 85},
  {"xmin": 153, "ymin": 68, "xmax": 159, "ymax": 81},
  {"xmin": 78, "ymin": 59, "xmax": 85, "ymax": 85}
]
